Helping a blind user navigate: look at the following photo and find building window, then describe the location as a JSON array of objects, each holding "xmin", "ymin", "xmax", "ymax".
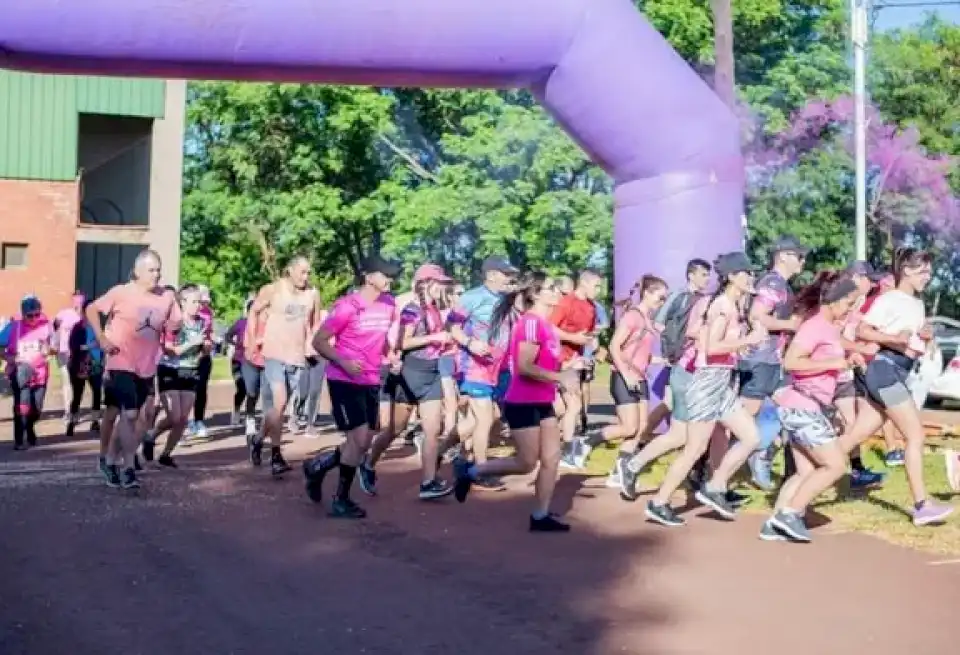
[{"xmin": 1, "ymin": 243, "xmax": 28, "ymax": 270}]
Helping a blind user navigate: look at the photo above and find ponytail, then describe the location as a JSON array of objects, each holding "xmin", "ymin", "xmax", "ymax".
[{"xmin": 490, "ymin": 271, "xmax": 548, "ymax": 343}]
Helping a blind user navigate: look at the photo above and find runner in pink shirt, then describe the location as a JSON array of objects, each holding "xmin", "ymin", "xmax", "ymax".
[
  {"xmin": 361, "ymin": 263, "xmax": 455, "ymax": 501},
  {"xmin": 453, "ymin": 271, "xmax": 581, "ymax": 532},
  {"xmin": 1, "ymin": 295, "xmax": 54, "ymax": 449},
  {"xmin": 764, "ymin": 275, "xmax": 866, "ymax": 542},
  {"xmin": 87, "ymin": 249, "xmax": 181, "ymax": 490},
  {"xmin": 302, "ymin": 254, "xmax": 401, "ymax": 519}
]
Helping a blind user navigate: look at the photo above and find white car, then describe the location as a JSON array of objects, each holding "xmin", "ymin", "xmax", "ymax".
[{"xmin": 923, "ymin": 317, "xmax": 960, "ymax": 407}]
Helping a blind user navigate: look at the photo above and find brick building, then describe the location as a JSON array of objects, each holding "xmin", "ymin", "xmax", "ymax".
[{"xmin": 0, "ymin": 72, "xmax": 185, "ymax": 316}]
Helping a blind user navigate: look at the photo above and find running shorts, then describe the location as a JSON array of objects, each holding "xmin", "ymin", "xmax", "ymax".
[
  {"xmin": 328, "ymin": 379, "xmax": 380, "ymax": 432},
  {"xmin": 104, "ymin": 370, "xmax": 155, "ymax": 411},
  {"xmin": 863, "ymin": 350, "xmax": 915, "ymax": 409},
  {"xmin": 502, "ymin": 402, "xmax": 556, "ymax": 430},
  {"xmin": 157, "ymin": 365, "xmax": 200, "ymax": 394},
  {"xmin": 610, "ymin": 369, "xmax": 649, "ymax": 405},
  {"xmin": 381, "ymin": 357, "xmax": 443, "ymax": 405},
  {"xmin": 738, "ymin": 361, "xmax": 784, "ymax": 400}
]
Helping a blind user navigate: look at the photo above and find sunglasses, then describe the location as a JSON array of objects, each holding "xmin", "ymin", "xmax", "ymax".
[{"xmin": 24, "ymin": 312, "xmax": 40, "ymax": 320}]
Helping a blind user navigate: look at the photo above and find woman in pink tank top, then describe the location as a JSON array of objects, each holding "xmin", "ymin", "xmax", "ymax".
[
  {"xmin": 578, "ymin": 274, "xmax": 668, "ymax": 472},
  {"xmin": 453, "ymin": 271, "xmax": 578, "ymax": 533}
]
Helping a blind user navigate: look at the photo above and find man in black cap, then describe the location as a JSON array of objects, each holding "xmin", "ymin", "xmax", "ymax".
[
  {"xmin": 300, "ymin": 253, "xmax": 402, "ymax": 518},
  {"xmin": 445, "ymin": 255, "xmax": 518, "ymax": 490},
  {"xmin": 737, "ymin": 236, "xmax": 809, "ymax": 489}
]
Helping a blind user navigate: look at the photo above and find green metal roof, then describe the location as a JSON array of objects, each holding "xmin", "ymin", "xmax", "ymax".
[{"xmin": 0, "ymin": 71, "xmax": 166, "ymax": 181}]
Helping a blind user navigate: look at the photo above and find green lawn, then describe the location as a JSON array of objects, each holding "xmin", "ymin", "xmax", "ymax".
[{"xmin": 583, "ymin": 435, "xmax": 960, "ymax": 555}]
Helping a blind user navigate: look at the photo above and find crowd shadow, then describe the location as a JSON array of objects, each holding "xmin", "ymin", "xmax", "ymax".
[{"xmin": 0, "ymin": 423, "xmax": 674, "ymax": 655}]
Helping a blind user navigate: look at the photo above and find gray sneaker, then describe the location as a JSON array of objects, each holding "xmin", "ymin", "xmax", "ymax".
[
  {"xmin": 645, "ymin": 501, "xmax": 685, "ymax": 527},
  {"xmin": 759, "ymin": 519, "xmax": 788, "ymax": 542},
  {"xmin": 770, "ymin": 510, "xmax": 812, "ymax": 542},
  {"xmin": 695, "ymin": 487, "xmax": 736, "ymax": 520}
]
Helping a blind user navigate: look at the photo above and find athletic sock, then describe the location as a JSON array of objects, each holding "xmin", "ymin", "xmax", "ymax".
[
  {"xmin": 584, "ymin": 433, "xmax": 606, "ymax": 448},
  {"xmin": 336, "ymin": 464, "xmax": 357, "ymax": 500},
  {"xmin": 531, "ymin": 510, "xmax": 549, "ymax": 520}
]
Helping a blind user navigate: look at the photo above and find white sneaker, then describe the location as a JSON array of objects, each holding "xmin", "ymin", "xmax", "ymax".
[
  {"xmin": 195, "ymin": 421, "xmax": 208, "ymax": 438},
  {"xmin": 230, "ymin": 411, "xmax": 241, "ymax": 427},
  {"xmin": 245, "ymin": 417, "xmax": 257, "ymax": 437}
]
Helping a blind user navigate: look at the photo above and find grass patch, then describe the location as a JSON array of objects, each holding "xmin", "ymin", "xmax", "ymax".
[{"xmin": 583, "ymin": 438, "xmax": 960, "ymax": 555}]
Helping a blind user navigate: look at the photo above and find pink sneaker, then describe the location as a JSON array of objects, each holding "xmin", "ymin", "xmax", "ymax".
[{"xmin": 944, "ymin": 449, "xmax": 959, "ymax": 493}]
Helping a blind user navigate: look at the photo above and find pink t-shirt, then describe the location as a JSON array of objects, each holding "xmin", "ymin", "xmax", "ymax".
[
  {"xmin": 774, "ymin": 313, "xmax": 845, "ymax": 411},
  {"xmin": 93, "ymin": 284, "xmax": 182, "ymax": 378},
  {"xmin": 695, "ymin": 295, "xmax": 742, "ymax": 369},
  {"xmin": 4, "ymin": 316, "xmax": 54, "ymax": 386},
  {"xmin": 323, "ymin": 291, "xmax": 397, "ymax": 386},
  {"xmin": 398, "ymin": 302, "xmax": 445, "ymax": 361},
  {"xmin": 504, "ymin": 312, "xmax": 561, "ymax": 404},
  {"xmin": 54, "ymin": 308, "xmax": 82, "ymax": 354},
  {"xmin": 617, "ymin": 308, "xmax": 656, "ymax": 375}
]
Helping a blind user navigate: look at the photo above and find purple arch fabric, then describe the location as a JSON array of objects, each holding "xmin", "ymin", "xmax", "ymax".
[{"xmin": 1, "ymin": 0, "xmax": 744, "ymax": 299}]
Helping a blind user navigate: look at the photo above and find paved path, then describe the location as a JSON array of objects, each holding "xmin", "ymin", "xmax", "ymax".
[{"xmin": 1, "ymin": 383, "xmax": 957, "ymax": 654}]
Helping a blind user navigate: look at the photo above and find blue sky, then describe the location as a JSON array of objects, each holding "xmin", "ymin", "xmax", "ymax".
[{"xmin": 874, "ymin": 5, "xmax": 959, "ymax": 30}]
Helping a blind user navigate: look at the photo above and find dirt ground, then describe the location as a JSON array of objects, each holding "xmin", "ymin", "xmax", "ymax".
[{"xmin": 1, "ymin": 383, "xmax": 957, "ymax": 655}]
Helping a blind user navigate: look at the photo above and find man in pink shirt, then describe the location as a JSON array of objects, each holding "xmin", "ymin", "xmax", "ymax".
[
  {"xmin": 53, "ymin": 291, "xmax": 85, "ymax": 423},
  {"xmin": 87, "ymin": 249, "xmax": 181, "ymax": 490},
  {"xmin": 302, "ymin": 254, "xmax": 401, "ymax": 519}
]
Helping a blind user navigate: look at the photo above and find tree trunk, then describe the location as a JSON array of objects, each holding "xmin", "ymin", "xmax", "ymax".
[{"xmin": 710, "ymin": 0, "xmax": 736, "ymax": 108}]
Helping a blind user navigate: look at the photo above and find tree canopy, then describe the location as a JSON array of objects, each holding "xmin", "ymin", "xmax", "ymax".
[{"xmin": 180, "ymin": 5, "xmax": 960, "ymax": 318}]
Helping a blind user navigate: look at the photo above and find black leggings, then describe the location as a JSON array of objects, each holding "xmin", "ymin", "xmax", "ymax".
[
  {"xmin": 194, "ymin": 355, "xmax": 213, "ymax": 422},
  {"xmin": 10, "ymin": 377, "xmax": 46, "ymax": 446},
  {"xmin": 69, "ymin": 372, "xmax": 103, "ymax": 416}
]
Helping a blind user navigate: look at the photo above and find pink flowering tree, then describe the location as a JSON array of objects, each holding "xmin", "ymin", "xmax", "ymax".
[{"xmin": 747, "ymin": 95, "xmax": 958, "ymax": 261}]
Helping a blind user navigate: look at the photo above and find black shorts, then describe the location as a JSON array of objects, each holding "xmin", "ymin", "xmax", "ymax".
[
  {"xmin": 381, "ymin": 358, "xmax": 443, "ymax": 405},
  {"xmin": 502, "ymin": 402, "xmax": 556, "ymax": 431},
  {"xmin": 104, "ymin": 371, "xmax": 155, "ymax": 411},
  {"xmin": 738, "ymin": 361, "xmax": 784, "ymax": 400},
  {"xmin": 157, "ymin": 365, "xmax": 200, "ymax": 394},
  {"xmin": 610, "ymin": 370, "xmax": 649, "ymax": 405},
  {"xmin": 328, "ymin": 379, "xmax": 380, "ymax": 432}
]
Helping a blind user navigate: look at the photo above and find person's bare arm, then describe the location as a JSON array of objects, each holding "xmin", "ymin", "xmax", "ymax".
[
  {"xmin": 749, "ymin": 302, "xmax": 798, "ymax": 334},
  {"xmin": 244, "ymin": 284, "xmax": 274, "ymax": 349},
  {"xmin": 856, "ymin": 323, "xmax": 910, "ymax": 352},
  {"xmin": 705, "ymin": 315, "xmax": 763, "ymax": 356},
  {"xmin": 783, "ymin": 338, "xmax": 847, "ymax": 375}
]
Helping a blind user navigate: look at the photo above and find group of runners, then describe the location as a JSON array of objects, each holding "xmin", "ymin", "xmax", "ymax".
[{"xmin": 3, "ymin": 238, "xmax": 958, "ymax": 541}]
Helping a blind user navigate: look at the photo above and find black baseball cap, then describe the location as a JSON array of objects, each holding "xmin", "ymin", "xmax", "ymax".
[
  {"xmin": 481, "ymin": 256, "xmax": 518, "ymax": 275},
  {"xmin": 359, "ymin": 254, "xmax": 402, "ymax": 279},
  {"xmin": 845, "ymin": 260, "xmax": 885, "ymax": 282},
  {"xmin": 714, "ymin": 251, "xmax": 755, "ymax": 277},
  {"xmin": 771, "ymin": 236, "xmax": 811, "ymax": 255}
]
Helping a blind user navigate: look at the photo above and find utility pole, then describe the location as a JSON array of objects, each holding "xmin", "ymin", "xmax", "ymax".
[{"xmin": 852, "ymin": 0, "xmax": 869, "ymax": 260}]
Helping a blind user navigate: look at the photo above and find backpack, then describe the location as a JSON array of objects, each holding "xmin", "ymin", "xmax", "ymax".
[{"xmin": 660, "ymin": 291, "xmax": 696, "ymax": 364}]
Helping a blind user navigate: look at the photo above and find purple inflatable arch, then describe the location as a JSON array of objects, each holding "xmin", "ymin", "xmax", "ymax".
[{"xmin": 1, "ymin": 0, "xmax": 744, "ymax": 296}]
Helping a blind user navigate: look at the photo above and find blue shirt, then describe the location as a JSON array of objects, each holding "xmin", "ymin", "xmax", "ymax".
[{"xmin": 448, "ymin": 285, "xmax": 503, "ymax": 382}]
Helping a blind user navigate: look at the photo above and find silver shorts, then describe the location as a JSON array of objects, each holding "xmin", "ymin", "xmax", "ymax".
[
  {"xmin": 777, "ymin": 407, "xmax": 837, "ymax": 449},
  {"xmin": 685, "ymin": 366, "xmax": 739, "ymax": 423}
]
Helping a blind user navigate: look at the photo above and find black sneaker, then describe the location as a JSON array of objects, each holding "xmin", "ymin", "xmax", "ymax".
[
  {"xmin": 271, "ymin": 451, "xmax": 292, "ymax": 477},
  {"xmin": 133, "ymin": 455, "xmax": 143, "ymax": 472},
  {"xmin": 157, "ymin": 454, "xmax": 178, "ymax": 469},
  {"xmin": 615, "ymin": 453, "xmax": 640, "ymax": 500},
  {"xmin": 695, "ymin": 487, "xmax": 737, "ymax": 520},
  {"xmin": 90, "ymin": 421, "xmax": 100, "ymax": 433},
  {"xmin": 419, "ymin": 479, "xmax": 454, "ymax": 501},
  {"xmin": 98, "ymin": 456, "xmax": 110, "ymax": 481},
  {"xmin": 120, "ymin": 468, "xmax": 140, "ymax": 490},
  {"xmin": 473, "ymin": 476, "xmax": 506, "ymax": 492},
  {"xmin": 66, "ymin": 421, "xmax": 76, "ymax": 438},
  {"xmin": 685, "ymin": 462, "xmax": 708, "ymax": 492},
  {"xmin": 248, "ymin": 435, "xmax": 263, "ymax": 467},
  {"xmin": 142, "ymin": 440, "xmax": 155, "ymax": 463},
  {"xmin": 530, "ymin": 513, "xmax": 571, "ymax": 532},
  {"xmin": 330, "ymin": 497, "xmax": 367, "ymax": 519},
  {"xmin": 105, "ymin": 464, "xmax": 122, "ymax": 488},
  {"xmin": 357, "ymin": 462, "xmax": 378, "ymax": 496},
  {"xmin": 453, "ymin": 458, "xmax": 473, "ymax": 503},
  {"xmin": 13, "ymin": 443, "xmax": 26, "ymax": 451},
  {"xmin": 726, "ymin": 489, "xmax": 748, "ymax": 508},
  {"xmin": 302, "ymin": 460, "xmax": 324, "ymax": 504},
  {"xmin": 645, "ymin": 501, "xmax": 685, "ymax": 527}
]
